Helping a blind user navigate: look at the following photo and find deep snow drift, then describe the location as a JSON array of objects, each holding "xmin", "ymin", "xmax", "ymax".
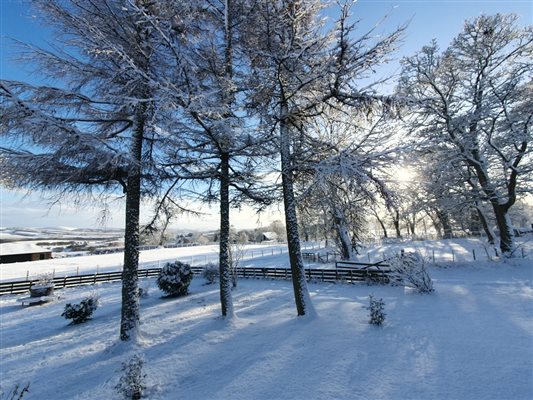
[{"xmin": 1, "ymin": 259, "xmax": 531, "ymax": 399}]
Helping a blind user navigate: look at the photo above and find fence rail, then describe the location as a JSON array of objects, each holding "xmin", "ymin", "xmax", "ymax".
[{"xmin": 0, "ymin": 262, "xmax": 391, "ymax": 296}]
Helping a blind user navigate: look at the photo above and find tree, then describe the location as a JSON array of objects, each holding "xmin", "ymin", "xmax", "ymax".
[
  {"xmin": 1, "ymin": 0, "xmax": 168, "ymax": 341},
  {"xmin": 295, "ymin": 111, "xmax": 399, "ymax": 259},
  {"xmin": 398, "ymin": 14, "xmax": 533, "ymax": 255},
  {"xmin": 139, "ymin": 0, "xmax": 274, "ymax": 318},
  {"xmin": 245, "ymin": 0, "xmax": 404, "ymax": 314}
]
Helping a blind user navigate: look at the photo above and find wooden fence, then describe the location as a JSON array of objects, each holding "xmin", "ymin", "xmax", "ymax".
[{"xmin": 0, "ymin": 263, "xmax": 390, "ymax": 296}]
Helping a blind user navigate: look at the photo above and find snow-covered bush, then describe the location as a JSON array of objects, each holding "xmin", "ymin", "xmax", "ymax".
[
  {"xmin": 61, "ymin": 295, "xmax": 99, "ymax": 324},
  {"xmin": 115, "ymin": 354, "xmax": 146, "ymax": 400},
  {"xmin": 367, "ymin": 295, "xmax": 386, "ymax": 326},
  {"xmin": 389, "ymin": 252, "xmax": 434, "ymax": 293},
  {"xmin": 30, "ymin": 274, "xmax": 55, "ymax": 297},
  {"xmin": 202, "ymin": 263, "xmax": 219, "ymax": 285},
  {"xmin": 157, "ymin": 261, "xmax": 193, "ymax": 297}
]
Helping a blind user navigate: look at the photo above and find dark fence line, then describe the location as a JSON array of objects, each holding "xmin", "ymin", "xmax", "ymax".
[{"xmin": 0, "ymin": 263, "xmax": 390, "ymax": 296}]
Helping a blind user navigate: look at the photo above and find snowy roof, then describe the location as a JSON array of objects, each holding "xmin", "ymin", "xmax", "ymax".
[
  {"xmin": 0, "ymin": 242, "xmax": 51, "ymax": 256},
  {"xmin": 262, "ymin": 232, "xmax": 278, "ymax": 240}
]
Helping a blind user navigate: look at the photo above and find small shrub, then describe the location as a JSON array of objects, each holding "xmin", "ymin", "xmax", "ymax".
[
  {"xmin": 157, "ymin": 261, "xmax": 193, "ymax": 297},
  {"xmin": 61, "ymin": 296, "xmax": 99, "ymax": 324},
  {"xmin": 389, "ymin": 252, "xmax": 434, "ymax": 293},
  {"xmin": 115, "ymin": 354, "xmax": 146, "ymax": 400},
  {"xmin": 0, "ymin": 383, "xmax": 30, "ymax": 400},
  {"xmin": 138, "ymin": 284, "xmax": 150, "ymax": 299},
  {"xmin": 202, "ymin": 263, "xmax": 219, "ymax": 285},
  {"xmin": 367, "ymin": 295, "xmax": 386, "ymax": 326}
]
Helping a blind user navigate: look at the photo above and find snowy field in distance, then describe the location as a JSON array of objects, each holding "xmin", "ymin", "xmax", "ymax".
[
  {"xmin": 1, "ymin": 237, "xmax": 532, "ymax": 282},
  {"xmin": 0, "ymin": 259, "xmax": 531, "ymax": 399},
  {"xmin": 0, "ymin": 243, "xmax": 296, "ymax": 281}
]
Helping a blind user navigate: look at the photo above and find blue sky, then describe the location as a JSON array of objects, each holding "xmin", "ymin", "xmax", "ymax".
[{"xmin": 1, "ymin": 0, "xmax": 532, "ymax": 230}]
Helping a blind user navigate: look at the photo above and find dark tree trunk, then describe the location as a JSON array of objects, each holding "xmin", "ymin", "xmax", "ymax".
[
  {"xmin": 280, "ymin": 102, "xmax": 314, "ymax": 316},
  {"xmin": 333, "ymin": 206, "xmax": 356, "ymax": 260},
  {"xmin": 375, "ymin": 214, "xmax": 388, "ymax": 238},
  {"xmin": 436, "ymin": 210, "xmax": 453, "ymax": 239},
  {"xmin": 120, "ymin": 110, "xmax": 144, "ymax": 342},
  {"xmin": 475, "ymin": 204, "xmax": 495, "ymax": 244},
  {"xmin": 219, "ymin": 151, "xmax": 234, "ymax": 317},
  {"xmin": 492, "ymin": 202, "xmax": 514, "ymax": 255},
  {"xmin": 392, "ymin": 209, "xmax": 402, "ymax": 238},
  {"xmin": 407, "ymin": 218, "xmax": 416, "ymax": 236}
]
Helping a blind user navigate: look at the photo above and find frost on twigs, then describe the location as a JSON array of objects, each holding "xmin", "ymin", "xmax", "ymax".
[
  {"xmin": 156, "ymin": 261, "xmax": 193, "ymax": 297},
  {"xmin": 61, "ymin": 294, "xmax": 99, "ymax": 325},
  {"xmin": 0, "ymin": 382, "xmax": 30, "ymax": 400},
  {"xmin": 367, "ymin": 295, "xmax": 386, "ymax": 326},
  {"xmin": 388, "ymin": 252, "xmax": 434, "ymax": 294},
  {"xmin": 115, "ymin": 354, "xmax": 146, "ymax": 400}
]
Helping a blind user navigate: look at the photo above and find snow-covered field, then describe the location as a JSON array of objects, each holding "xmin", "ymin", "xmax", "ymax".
[
  {"xmin": 0, "ymin": 259, "xmax": 531, "ymax": 399},
  {"xmin": 1, "ymin": 237, "xmax": 531, "ymax": 282},
  {"xmin": 0, "ymin": 243, "xmax": 297, "ymax": 282}
]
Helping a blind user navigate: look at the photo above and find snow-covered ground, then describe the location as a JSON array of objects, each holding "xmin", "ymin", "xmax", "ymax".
[
  {"xmin": 1, "ymin": 237, "xmax": 531, "ymax": 282},
  {"xmin": 0, "ymin": 259, "xmax": 531, "ymax": 399},
  {"xmin": 0, "ymin": 243, "xmax": 299, "ymax": 282}
]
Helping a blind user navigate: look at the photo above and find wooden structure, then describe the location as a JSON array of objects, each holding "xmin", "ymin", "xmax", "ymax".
[
  {"xmin": 1, "ymin": 261, "xmax": 393, "ymax": 296},
  {"xmin": 0, "ymin": 243, "xmax": 52, "ymax": 264}
]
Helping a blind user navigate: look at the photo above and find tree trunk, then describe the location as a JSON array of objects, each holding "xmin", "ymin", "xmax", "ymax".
[
  {"xmin": 120, "ymin": 110, "xmax": 144, "ymax": 342},
  {"xmin": 436, "ymin": 210, "xmax": 453, "ymax": 239},
  {"xmin": 280, "ymin": 102, "xmax": 314, "ymax": 317},
  {"xmin": 333, "ymin": 206, "xmax": 356, "ymax": 260},
  {"xmin": 491, "ymin": 202, "xmax": 514, "ymax": 255},
  {"xmin": 375, "ymin": 213, "xmax": 388, "ymax": 238},
  {"xmin": 475, "ymin": 204, "xmax": 495, "ymax": 244},
  {"xmin": 407, "ymin": 218, "xmax": 416, "ymax": 236},
  {"xmin": 219, "ymin": 151, "xmax": 234, "ymax": 317},
  {"xmin": 392, "ymin": 209, "xmax": 402, "ymax": 238}
]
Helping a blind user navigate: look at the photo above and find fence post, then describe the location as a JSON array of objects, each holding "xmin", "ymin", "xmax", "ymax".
[
  {"xmin": 522, "ymin": 247, "xmax": 525, "ymax": 258},
  {"xmin": 77, "ymin": 266, "xmax": 79, "ymax": 276},
  {"xmin": 452, "ymin": 249, "xmax": 455, "ymax": 263},
  {"xmin": 472, "ymin": 249, "xmax": 476, "ymax": 261},
  {"xmin": 432, "ymin": 250, "xmax": 435, "ymax": 263},
  {"xmin": 26, "ymin": 271, "xmax": 29, "ymax": 280}
]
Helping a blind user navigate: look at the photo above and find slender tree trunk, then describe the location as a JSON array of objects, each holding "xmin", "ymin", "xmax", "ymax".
[
  {"xmin": 392, "ymin": 209, "xmax": 402, "ymax": 238},
  {"xmin": 120, "ymin": 110, "xmax": 145, "ymax": 342},
  {"xmin": 219, "ymin": 151, "xmax": 234, "ymax": 317},
  {"xmin": 280, "ymin": 102, "xmax": 314, "ymax": 317},
  {"xmin": 375, "ymin": 213, "xmax": 388, "ymax": 238}
]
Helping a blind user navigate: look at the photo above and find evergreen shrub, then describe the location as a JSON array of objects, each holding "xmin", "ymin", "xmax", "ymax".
[{"xmin": 157, "ymin": 261, "xmax": 193, "ymax": 297}]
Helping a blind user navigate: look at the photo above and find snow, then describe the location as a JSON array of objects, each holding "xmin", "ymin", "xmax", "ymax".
[
  {"xmin": 0, "ymin": 258, "xmax": 531, "ymax": 399},
  {"xmin": 0, "ymin": 243, "xmax": 293, "ymax": 282},
  {"xmin": 1, "ymin": 238, "xmax": 531, "ymax": 282},
  {"xmin": 0, "ymin": 242, "xmax": 50, "ymax": 256}
]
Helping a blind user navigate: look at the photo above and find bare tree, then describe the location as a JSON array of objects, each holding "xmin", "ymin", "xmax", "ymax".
[{"xmin": 398, "ymin": 14, "xmax": 533, "ymax": 255}]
